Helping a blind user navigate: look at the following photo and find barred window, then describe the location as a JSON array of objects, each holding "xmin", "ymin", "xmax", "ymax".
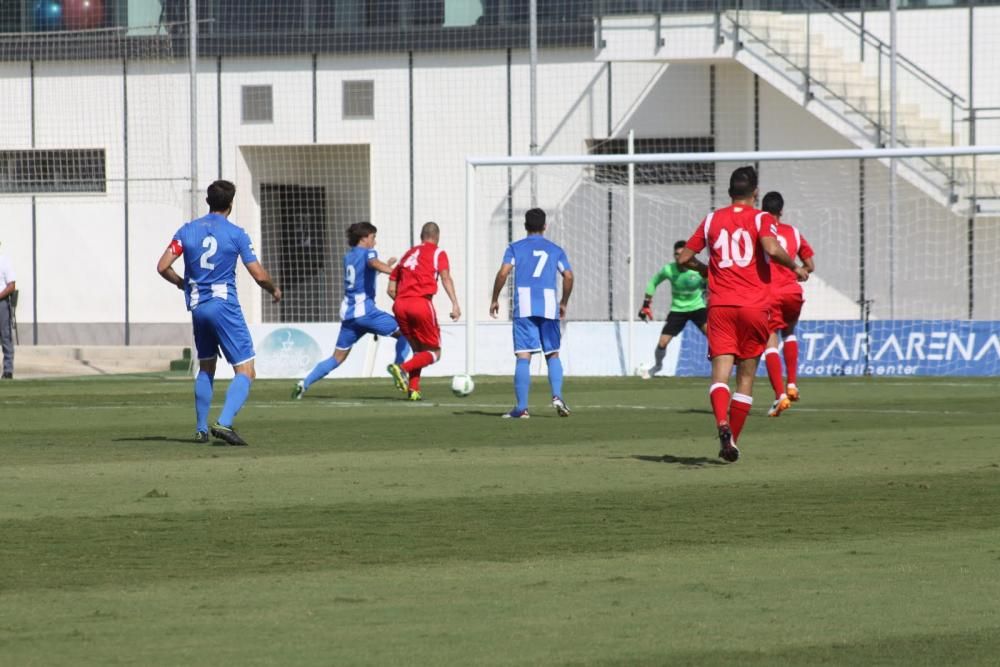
[{"xmin": 0, "ymin": 149, "xmax": 106, "ymax": 194}]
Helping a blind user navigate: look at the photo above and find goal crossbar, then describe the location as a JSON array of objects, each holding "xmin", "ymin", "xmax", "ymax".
[{"xmin": 467, "ymin": 145, "xmax": 1000, "ymax": 168}]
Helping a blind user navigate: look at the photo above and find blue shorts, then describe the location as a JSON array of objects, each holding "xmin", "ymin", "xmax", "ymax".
[
  {"xmin": 191, "ymin": 299, "xmax": 255, "ymax": 366},
  {"xmin": 513, "ymin": 316, "xmax": 561, "ymax": 355},
  {"xmin": 335, "ymin": 309, "xmax": 400, "ymax": 350}
]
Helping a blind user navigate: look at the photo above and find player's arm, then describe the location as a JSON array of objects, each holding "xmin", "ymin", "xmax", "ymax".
[
  {"xmin": 675, "ymin": 245, "xmax": 697, "ymax": 268},
  {"xmin": 439, "ymin": 269, "xmax": 461, "ymax": 321},
  {"xmin": 489, "ymin": 263, "xmax": 513, "ymax": 319},
  {"xmin": 0, "ymin": 279, "xmax": 15, "ymax": 301},
  {"xmin": 639, "ymin": 266, "xmax": 669, "ymax": 321},
  {"xmin": 687, "ymin": 256, "xmax": 708, "ymax": 277},
  {"xmin": 156, "ymin": 244, "xmax": 184, "ymax": 290},
  {"xmin": 367, "ymin": 257, "xmax": 397, "ymax": 275},
  {"xmin": 387, "ymin": 263, "xmax": 401, "ymax": 300},
  {"xmin": 761, "ymin": 237, "xmax": 809, "ymax": 282},
  {"xmin": 245, "ymin": 261, "xmax": 282, "ymax": 303},
  {"xmin": 799, "ymin": 235, "xmax": 816, "ymax": 275},
  {"xmin": 559, "ymin": 270, "xmax": 574, "ymax": 319}
]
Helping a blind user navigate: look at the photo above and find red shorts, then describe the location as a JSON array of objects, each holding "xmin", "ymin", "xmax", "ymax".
[
  {"xmin": 393, "ymin": 296, "xmax": 440, "ymax": 348},
  {"xmin": 769, "ymin": 292, "xmax": 804, "ymax": 332},
  {"xmin": 707, "ymin": 305, "xmax": 771, "ymax": 360}
]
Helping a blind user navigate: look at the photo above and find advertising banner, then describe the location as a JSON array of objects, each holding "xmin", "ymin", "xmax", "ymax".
[{"xmin": 674, "ymin": 320, "xmax": 1000, "ymax": 377}]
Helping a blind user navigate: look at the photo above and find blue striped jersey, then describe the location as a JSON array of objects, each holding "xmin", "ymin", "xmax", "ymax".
[
  {"xmin": 171, "ymin": 213, "xmax": 258, "ymax": 311},
  {"xmin": 502, "ymin": 235, "xmax": 572, "ymax": 320},
  {"xmin": 340, "ymin": 246, "xmax": 379, "ymax": 320}
]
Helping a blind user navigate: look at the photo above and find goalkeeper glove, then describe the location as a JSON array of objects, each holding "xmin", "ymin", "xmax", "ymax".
[{"xmin": 638, "ymin": 297, "xmax": 653, "ymax": 322}]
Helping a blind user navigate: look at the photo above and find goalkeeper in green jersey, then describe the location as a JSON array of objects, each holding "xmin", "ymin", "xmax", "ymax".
[{"xmin": 637, "ymin": 240, "xmax": 708, "ymax": 378}]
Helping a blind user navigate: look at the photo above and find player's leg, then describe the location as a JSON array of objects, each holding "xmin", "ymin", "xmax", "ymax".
[
  {"xmin": 782, "ymin": 296, "xmax": 803, "ymax": 400},
  {"xmin": 709, "ymin": 353, "xmax": 737, "ymax": 460},
  {"xmin": 0, "ymin": 300, "xmax": 14, "ymax": 377},
  {"xmin": 649, "ymin": 312, "xmax": 684, "ymax": 377},
  {"xmin": 725, "ymin": 306, "xmax": 772, "ymax": 458},
  {"xmin": 708, "ymin": 306, "xmax": 748, "ymax": 462},
  {"xmin": 405, "ymin": 341, "xmax": 437, "ymax": 400},
  {"xmin": 194, "ymin": 358, "xmax": 216, "ymax": 443},
  {"xmin": 295, "ymin": 323, "xmax": 358, "ymax": 399},
  {"xmin": 505, "ymin": 317, "xmax": 539, "ymax": 418},
  {"xmin": 540, "ymin": 318, "xmax": 569, "ymax": 416},
  {"xmin": 763, "ymin": 302, "xmax": 790, "ymax": 417},
  {"xmin": 648, "ymin": 334, "xmax": 673, "ymax": 378},
  {"xmin": 707, "ymin": 306, "xmax": 737, "ymax": 428},
  {"xmin": 398, "ymin": 300, "xmax": 441, "ymax": 398},
  {"xmin": 190, "ymin": 306, "xmax": 220, "ymax": 443},
  {"xmin": 392, "ymin": 331, "xmax": 411, "ymax": 365},
  {"xmin": 730, "ymin": 355, "xmax": 760, "ymax": 444},
  {"xmin": 692, "ymin": 308, "xmax": 708, "ymax": 338},
  {"xmin": 783, "ymin": 325, "xmax": 800, "ymax": 400},
  {"xmin": 210, "ymin": 304, "xmax": 256, "ymax": 446},
  {"xmin": 387, "ymin": 301, "xmax": 414, "ymax": 392}
]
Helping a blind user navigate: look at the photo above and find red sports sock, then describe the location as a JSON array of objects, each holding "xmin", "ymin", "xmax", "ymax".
[
  {"xmin": 709, "ymin": 383, "xmax": 730, "ymax": 426},
  {"xmin": 764, "ymin": 348, "xmax": 784, "ymax": 399},
  {"xmin": 409, "ymin": 368, "xmax": 422, "ymax": 391},
  {"xmin": 729, "ymin": 393, "xmax": 753, "ymax": 442},
  {"xmin": 783, "ymin": 337, "xmax": 799, "ymax": 387},
  {"xmin": 402, "ymin": 351, "xmax": 436, "ymax": 374}
]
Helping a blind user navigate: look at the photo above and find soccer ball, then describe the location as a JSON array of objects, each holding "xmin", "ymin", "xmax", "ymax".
[
  {"xmin": 451, "ymin": 374, "xmax": 475, "ymax": 397},
  {"xmin": 634, "ymin": 363, "xmax": 651, "ymax": 380}
]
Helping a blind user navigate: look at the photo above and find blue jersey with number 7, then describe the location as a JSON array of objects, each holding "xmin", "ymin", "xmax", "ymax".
[
  {"xmin": 503, "ymin": 236, "xmax": 571, "ymax": 320},
  {"xmin": 170, "ymin": 213, "xmax": 258, "ymax": 311}
]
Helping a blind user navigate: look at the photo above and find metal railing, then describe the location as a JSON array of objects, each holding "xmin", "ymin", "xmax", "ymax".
[{"xmin": 723, "ymin": 0, "xmax": 972, "ymax": 201}]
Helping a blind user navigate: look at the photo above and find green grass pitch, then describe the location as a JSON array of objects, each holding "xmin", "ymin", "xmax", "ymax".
[{"xmin": 2, "ymin": 374, "xmax": 999, "ymax": 665}]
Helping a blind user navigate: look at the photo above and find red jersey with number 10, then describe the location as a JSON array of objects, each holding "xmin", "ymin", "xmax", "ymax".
[
  {"xmin": 771, "ymin": 222, "xmax": 814, "ymax": 296},
  {"xmin": 685, "ymin": 205, "xmax": 777, "ymax": 310},
  {"xmin": 390, "ymin": 241, "xmax": 450, "ymax": 299}
]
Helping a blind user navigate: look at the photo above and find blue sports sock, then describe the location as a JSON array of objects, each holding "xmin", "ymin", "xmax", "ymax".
[
  {"xmin": 303, "ymin": 356, "xmax": 339, "ymax": 390},
  {"xmin": 514, "ymin": 357, "xmax": 531, "ymax": 412},
  {"xmin": 218, "ymin": 373, "xmax": 252, "ymax": 427},
  {"xmin": 394, "ymin": 336, "xmax": 411, "ymax": 365},
  {"xmin": 195, "ymin": 371, "xmax": 214, "ymax": 433},
  {"xmin": 547, "ymin": 356, "xmax": 564, "ymax": 399}
]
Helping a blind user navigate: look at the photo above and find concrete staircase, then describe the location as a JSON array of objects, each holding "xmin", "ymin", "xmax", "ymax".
[
  {"xmin": 10, "ymin": 346, "xmax": 190, "ymax": 378},
  {"xmin": 732, "ymin": 10, "xmax": 1000, "ymax": 214}
]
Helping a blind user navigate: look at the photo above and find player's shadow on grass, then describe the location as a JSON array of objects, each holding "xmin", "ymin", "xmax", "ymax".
[
  {"xmin": 452, "ymin": 410, "xmax": 506, "ymax": 417},
  {"xmin": 678, "ymin": 408, "xmax": 714, "ymax": 416},
  {"xmin": 631, "ymin": 454, "xmax": 725, "ymax": 467},
  {"xmin": 112, "ymin": 436, "xmax": 200, "ymax": 445}
]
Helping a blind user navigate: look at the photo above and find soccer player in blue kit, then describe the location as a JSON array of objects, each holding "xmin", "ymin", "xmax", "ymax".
[
  {"xmin": 489, "ymin": 208, "xmax": 574, "ymax": 419},
  {"xmin": 292, "ymin": 221, "xmax": 410, "ymax": 399},
  {"xmin": 157, "ymin": 180, "xmax": 282, "ymax": 446}
]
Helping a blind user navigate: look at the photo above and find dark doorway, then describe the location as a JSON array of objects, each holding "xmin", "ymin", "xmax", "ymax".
[{"xmin": 260, "ymin": 184, "xmax": 336, "ymax": 322}]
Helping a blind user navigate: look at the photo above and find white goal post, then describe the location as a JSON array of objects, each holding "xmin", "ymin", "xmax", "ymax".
[{"xmin": 464, "ymin": 144, "xmax": 1000, "ymax": 377}]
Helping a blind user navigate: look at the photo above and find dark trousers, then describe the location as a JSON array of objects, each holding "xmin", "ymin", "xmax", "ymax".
[{"xmin": 0, "ymin": 299, "xmax": 13, "ymax": 375}]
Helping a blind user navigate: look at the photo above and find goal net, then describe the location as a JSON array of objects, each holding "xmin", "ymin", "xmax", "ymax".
[{"xmin": 467, "ymin": 145, "xmax": 1000, "ymax": 378}]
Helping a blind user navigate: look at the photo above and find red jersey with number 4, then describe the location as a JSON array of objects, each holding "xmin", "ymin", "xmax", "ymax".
[
  {"xmin": 685, "ymin": 205, "xmax": 777, "ymax": 309},
  {"xmin": 771, "ymin": 222, "xmax": 814, "ymax": 296},
  {"xmin": 390, "ymin": 241, "xmax": 450, "ymax": 299}
]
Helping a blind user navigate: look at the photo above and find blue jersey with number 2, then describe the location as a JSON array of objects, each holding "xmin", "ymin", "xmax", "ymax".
[
  {"xmin": 172, "ymin": 213, "xmax": 258, "ymax": 311},
  {"xmin": 503, "ymin": 235, "xmax": 571, "ymax": 321}
]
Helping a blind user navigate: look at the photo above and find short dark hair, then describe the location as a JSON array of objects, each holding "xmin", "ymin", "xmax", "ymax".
[
  {"xmin": 206, "ymin": 180, "xmax": 236, "ymax": 212},
  {"xmin": 762, "ymin": 191, "xmax": 784, "ymax": 216},
  {"xmin": 420, "ymin": 221, "xmax": 440, "ymax": 241},
  {"xmin": 525, "ymin": 208, "xmax": 546, "ymax": 233},
  {"xmin": 727, "ymin": 166, "xmax": 757, "ymax": 199},
  {"xmin": 347, "ymin": 221, "xmax": 377, "ymax": 246},
  {"xmin": 673, "ymin": 240, "xmax": 687, "ymax": 252}
]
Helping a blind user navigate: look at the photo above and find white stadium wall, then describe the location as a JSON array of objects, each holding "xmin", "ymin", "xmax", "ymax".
[{"xmin": 1, "ymin": 6, "xmax": 998, "ymax": 348}]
